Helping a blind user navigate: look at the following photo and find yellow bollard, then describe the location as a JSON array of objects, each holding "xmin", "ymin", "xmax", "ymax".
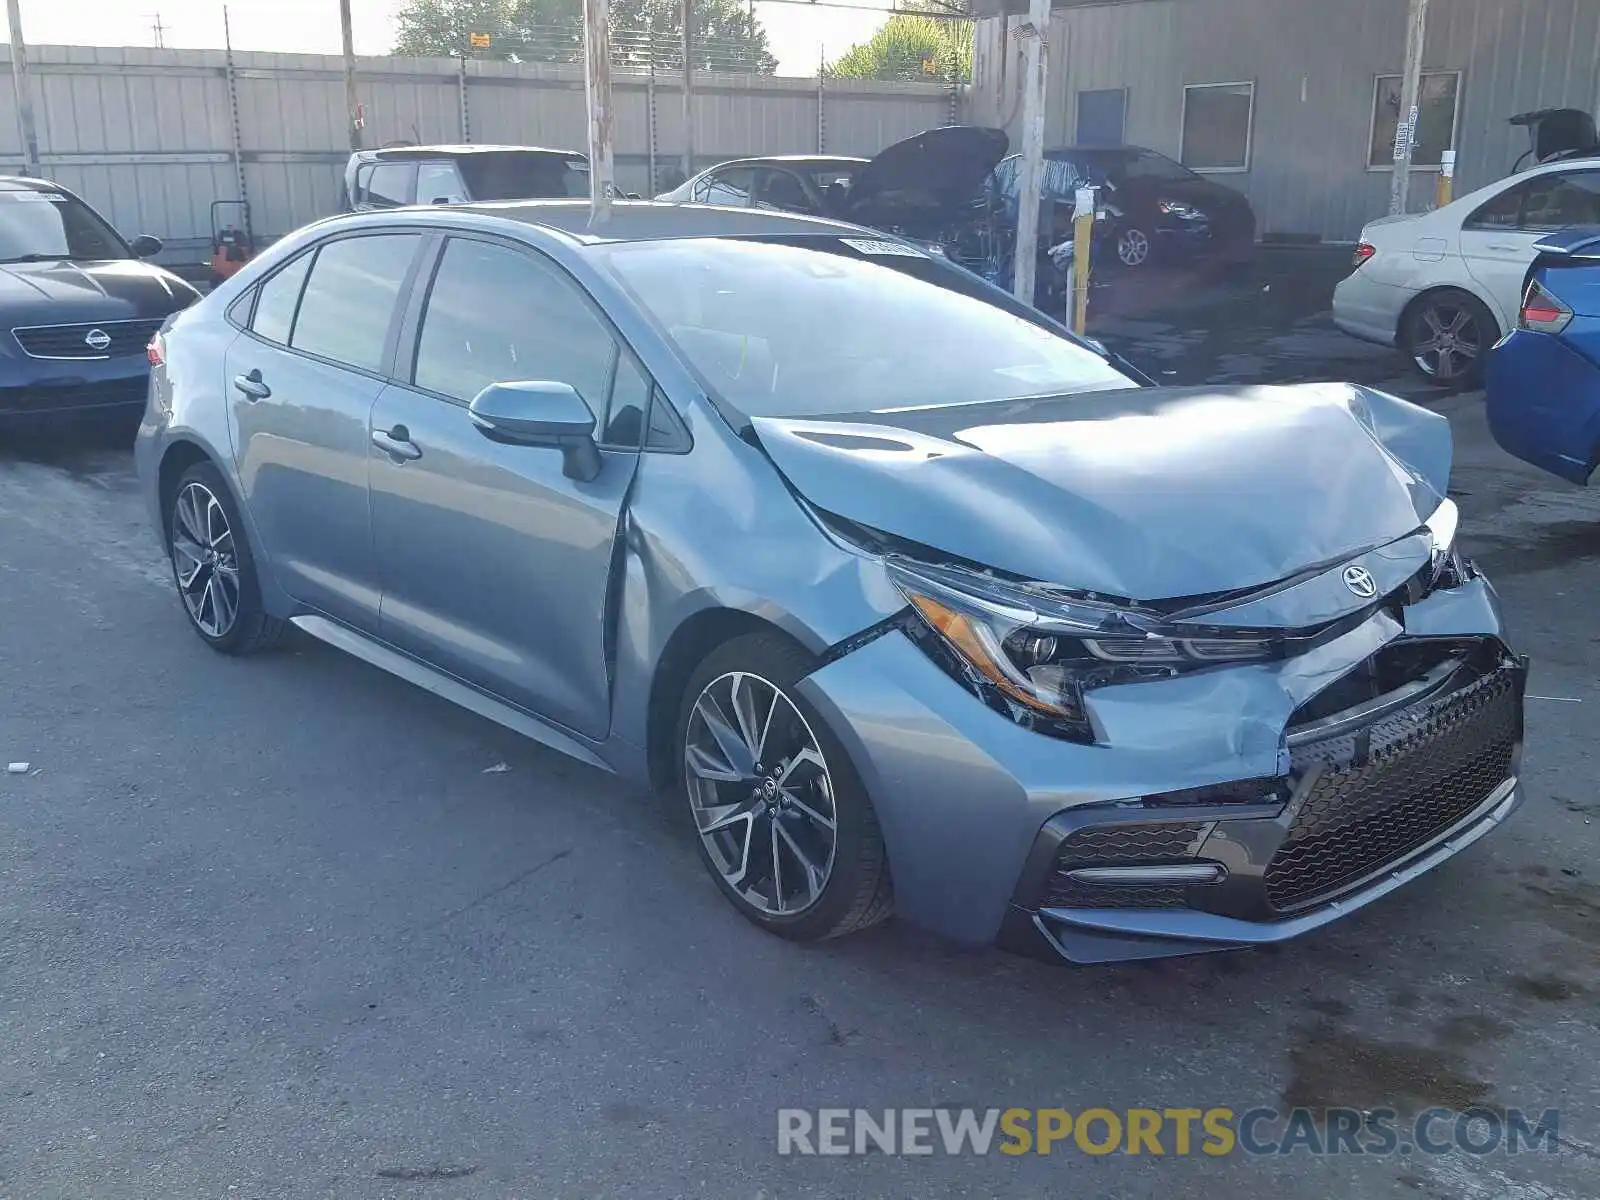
[
  {"xmin": 1072, "ymin": 186, "xmax": 1095, "ymax": 336},
  {"xmin": 1435, "ymin": 148, "xmax": 1455, "ymax": 208}
]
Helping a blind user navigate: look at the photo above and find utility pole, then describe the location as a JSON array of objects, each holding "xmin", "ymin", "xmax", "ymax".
[
  {"xmin": 1388, "ymin": 0, "xmax": 1429, "ymax": 216},
  {"xmin": 6, "ymin": 0, "xmax": 41, "ymax": 177},
  {"xmin": 150, "ymin": 12, "xmax": 167, "ymax": 48},
  {"xmin": 582, "ymin": 0, "xmax": 615, "ymax": 221},
  {"xmin": 1011, "ymin": 0, "xmax": 1051, "ymax": 304},
  {"xmin": 680, "ymin": 0, "xmax": 694, "ymax": 180},
  {"xmin": 339, "ymin": 0, "xmax": 361, "ymax": 151}
]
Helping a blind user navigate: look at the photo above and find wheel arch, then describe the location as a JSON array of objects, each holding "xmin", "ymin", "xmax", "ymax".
[
  {"xmin": 1398, "ymin": 282, "xmax": 1504, "ymax": 346},
  {"xmin": 154, "ymin": 434, "xmax": 289, "ymax": 615},
  {"xmin": 645, "ymin": 607, "xmax": 819, "ymax": 795}
]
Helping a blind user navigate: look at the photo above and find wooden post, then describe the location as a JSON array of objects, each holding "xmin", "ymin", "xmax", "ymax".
[
  {"xmin": 6, "ymin": 0, "xmax": 41, "ymax": 177},
  {"xmin": 583, "ymin": 0, "xmax": 616, "ymax": 220},
  {"xmin": 1388, "ymin": 0, "xmax": 1429, "ymax": 216},
  {"xmin": 1011, "ymin": 0, "xmax": 1051, "ymax": 305},
  {"xmin": 340, "ymin": 0, "xmax": 361, "ymax": 151}
]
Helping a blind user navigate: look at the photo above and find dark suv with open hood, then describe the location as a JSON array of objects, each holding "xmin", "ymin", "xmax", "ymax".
[
  {"xmin": 0, "ymin": 176, "xmax": 200, "ymax": 428},
  {"xmin": 656, "ymin": 127, "xmax": 1020, "ymax": 290}
]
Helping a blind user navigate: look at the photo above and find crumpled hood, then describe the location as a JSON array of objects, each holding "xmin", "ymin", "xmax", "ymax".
[
  {"xmin": 752, "ymin": 383, "xmax": 1451, "ymax": 602},
  {"xmin": 846, "ymin": 125, "xmax": 1009, "ymax": 215}
]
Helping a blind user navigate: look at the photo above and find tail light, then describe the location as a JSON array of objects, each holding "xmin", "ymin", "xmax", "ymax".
[
  {"xmin": 146, "ymin": 332, "xmax": 166, "ymax": 367},
  {"xmin": 1520, "ymin": 279, "xmax": 1572, "ymax": 333},
  {"xmin": 1352, "ymin": 242, "xmax": 1376, "ymax": 268}
]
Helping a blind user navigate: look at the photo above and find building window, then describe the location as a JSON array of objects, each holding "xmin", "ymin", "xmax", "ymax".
[
  {"xmin": 1076, "ymin": 89, "xmax": 1127, "ymax": 148},
  {"xmin": 1368, "ymin": 72, "xmax": 1461, "ymax": 169},
  {"xmin": 1180, "ymin": 82, "xmax": 1254, "ymax": 171}
]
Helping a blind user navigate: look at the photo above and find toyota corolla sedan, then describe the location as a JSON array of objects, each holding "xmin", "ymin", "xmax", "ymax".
[{"xmin": 135, "ymin": 201, "xmax": 1526, "ymax": 964}]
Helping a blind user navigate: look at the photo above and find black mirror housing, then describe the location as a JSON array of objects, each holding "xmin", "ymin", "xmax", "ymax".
[
  {"xmin": 129, "ymin": 234, "xmax": 163, "ymax": 259},
  {"xmin": 468, "ymin": 380, "xmax": 601, "ymax": 481}
]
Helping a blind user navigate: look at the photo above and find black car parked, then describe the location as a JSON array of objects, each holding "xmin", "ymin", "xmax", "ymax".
[
  {"xmin": 0, "ymin": 177, "xmax": 200, "ymax": 429},
  {"xmin": 342, "ymin": 144, "xmax": 592, "ymax": 211},
  {"xmin": 992, "ymin": 146, "xmax": 1257, "ymax": 271}
]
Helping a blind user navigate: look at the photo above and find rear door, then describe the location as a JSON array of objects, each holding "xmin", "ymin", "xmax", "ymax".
[
  {"xmin": 1460, "ymin": 167, "xmax": 1600, "ymax": 328},
  {"xmin": 368, "ymin": 234, "xmax": 647, "ymax": 738},
  {"xmin": 225, "ymin": 230, "xmax": 427, "ymax": 630}
]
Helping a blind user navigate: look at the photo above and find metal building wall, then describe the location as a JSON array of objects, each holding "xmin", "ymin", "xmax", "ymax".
[
  {"xmin": 971, "ymin": 0, "xmax": 1600, "ymax": 241},
  {"xmin": 0, "ymin": 45, "xmax": 956, "ymax": 259}
]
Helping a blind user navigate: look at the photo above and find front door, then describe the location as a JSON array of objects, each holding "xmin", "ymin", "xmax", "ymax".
[
  {"xmin": 226, "ymin": 231, "xmax": 425, "ymax": 630},
  {"xmin": 1461, "ymin": 167, "xmax": 1600, "ymax": 329},
  {"xmin": 369, "ymin": 235, "xmax": 647, "ymax": 740}
]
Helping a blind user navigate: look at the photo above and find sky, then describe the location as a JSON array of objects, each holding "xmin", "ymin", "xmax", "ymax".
[{"xmin": 0, "ymin": 0, "xmax": 897, "ymax": 77}]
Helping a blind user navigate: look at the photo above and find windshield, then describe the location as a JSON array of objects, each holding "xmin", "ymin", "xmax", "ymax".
[
  {"xmin": 0, "ymin": 188, "xmax": 128, "ymax": 262},
  {"xmin": 1084, "ymin": 149, "xmax": 1199, "ymax": 183},
  {"xmin": 456, "ymin": 152, "xmax": 589, "ymax": 200},
  {"xmin": 600, "ymin": 236, "xmax": 1136, "ymax": 419}
]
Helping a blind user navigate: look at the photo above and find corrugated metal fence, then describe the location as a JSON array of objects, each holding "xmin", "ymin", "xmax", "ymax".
[{"xmin": 0, "ymin": 45, "xmax": 960, "ymax": 259}]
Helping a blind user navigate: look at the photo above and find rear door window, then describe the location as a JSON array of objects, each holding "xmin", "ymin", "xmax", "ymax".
[
  {"xmin": 290, "ymin": 233, "xmax": 421, "ymax": 372},
  {"xmin": 356, "ymin": 162, "xmax": 415, "ymax": 208},
  {"xmin": 755, "ymin": 169, "xmax": 816, "ymax": 214}
]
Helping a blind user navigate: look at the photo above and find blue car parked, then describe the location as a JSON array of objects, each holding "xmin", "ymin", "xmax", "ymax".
[{"xmin": 1486, "ymin": 226, "xmax": 1600, "ymax": 485}]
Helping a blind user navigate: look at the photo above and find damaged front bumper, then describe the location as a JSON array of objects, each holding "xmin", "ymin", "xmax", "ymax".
[{"xmin": 796, "ymin": 575, "xmax": 1525, "ymax": 962}]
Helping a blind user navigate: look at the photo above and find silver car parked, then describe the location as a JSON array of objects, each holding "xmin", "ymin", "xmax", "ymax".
[{"xmin": 136, "ymin": 201, "xmax": 1526, "ymax": 964}]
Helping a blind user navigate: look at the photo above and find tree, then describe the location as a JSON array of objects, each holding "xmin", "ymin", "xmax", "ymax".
[
  {"xmin": 827, "ymin": 11, "xmax": 972, "ymax": 83},
  {"xmin": 392, "ymin": 0, "xmax": 777, "ymax": 74}
]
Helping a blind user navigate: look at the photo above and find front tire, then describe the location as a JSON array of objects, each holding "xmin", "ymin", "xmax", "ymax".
[
  {"xmin": 676, "ymin": 632, "xmax": 892, "ymax": 941},
  {"xmin": 1402, "ymin": 290, "xmax": 1496, "ymax": 388},
  {"xmin": 167, "ymin": 461, "xmax": 285, "ymax": 655}
]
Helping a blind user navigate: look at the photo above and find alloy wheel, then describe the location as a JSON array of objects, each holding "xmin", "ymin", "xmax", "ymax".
[
  {"xmin": 1411, "ymin": 302, "xmax": 1481, "ymax": 382},
  {"xmin": 170, "ymin": 481, "xmax": 241, "ymax": 639},
  {"xmin": 1117, "ymin": 228, "xmax": 1151, "ymax": 267},
  {"xmin": 683, "ymin": 671, "xmax": 839, "ymax": 917}
]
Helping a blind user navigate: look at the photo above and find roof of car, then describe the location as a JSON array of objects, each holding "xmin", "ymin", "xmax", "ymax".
[
  {"xmin": 0, "ymin": 176, "xmax": 69, "ymax": 193},
  {"xmin": 345, "ymin": 198, "xmax": 869, "ymax": 245},
  {"xmin": 708, "ymin": 155, "xmax": 870, "ymax": 170},
  {"xmin": 357, "ymin": 144, "xmax": 587, "ymax": 161}
]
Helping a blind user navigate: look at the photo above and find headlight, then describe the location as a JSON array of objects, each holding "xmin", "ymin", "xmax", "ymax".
[
  {"xmin": 1425, "ymin": 498, "xmax": 1465, "ymax": 589},
  {"xmin": 887, "ymin": 559, "xmax": 1277, "ymax": 742},
  {"xmin": 1157, "ymin": 199, "xmax": 1204, "ymax": 219}
]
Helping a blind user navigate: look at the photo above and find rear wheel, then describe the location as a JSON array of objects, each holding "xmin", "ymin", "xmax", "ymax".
[
  {"xmin": 1402, "ymin": 290, "xmax": 1497, "ymax": 388},
  {"xmin": 167, "ymin": 461, "xmax": 285, "ymax": 655},
  {"xmin": 676, "ymin": 632, "xmax": 892, "ymax": 941}
]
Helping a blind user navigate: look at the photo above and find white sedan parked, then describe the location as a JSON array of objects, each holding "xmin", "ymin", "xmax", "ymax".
[{"xmin": 1333, "ymin": 156, "xmax": 1600, "ymax": 386}]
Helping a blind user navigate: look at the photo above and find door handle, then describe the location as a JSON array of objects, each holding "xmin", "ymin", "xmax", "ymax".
[
  {"xmin": 1486, "ymin": 243, "xmax": 1520, "ymax": 252},
  {"xmin": 232, "ymin": 369, "xmax": 271, "ymax": 401},
  {"xmin": 371, "ymin": 425, "xmax": 422, "ymax": 461}
]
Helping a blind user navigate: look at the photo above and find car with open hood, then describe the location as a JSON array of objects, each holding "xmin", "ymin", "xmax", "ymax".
[
  {"xmin": 135, "ymin": 200, "xmax": 1525, "ymax": 964},
  {"xmin": 0, "ymin": 176, "xmax": 200, "ymax": 428},
  {"xmin": 655, "ymin": 127, "xmax": 1016, "ymax": 284}
]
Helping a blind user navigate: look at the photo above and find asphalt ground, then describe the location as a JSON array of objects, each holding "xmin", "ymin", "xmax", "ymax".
[{"xmin": 2, "ymin": 256, "xmax": 1598, "ymax": 1198}]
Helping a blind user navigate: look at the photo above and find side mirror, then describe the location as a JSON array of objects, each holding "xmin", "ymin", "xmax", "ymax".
[
  {"xmin": 129, "ymin": 233, "xmax": 163, "ymax": 259},
  {"xmin": 468, "ymin": 380, "xmax": 601, "ymax": 481}
]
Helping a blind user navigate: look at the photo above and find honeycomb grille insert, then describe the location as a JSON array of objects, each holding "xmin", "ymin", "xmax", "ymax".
[
  {"xmin": 1041, "ymin": 821, "xmax": 1206, "ymax": 909},
  {"xmin": 1265, "ymin": 666, "xmax": 1520, "ymax": 912}
]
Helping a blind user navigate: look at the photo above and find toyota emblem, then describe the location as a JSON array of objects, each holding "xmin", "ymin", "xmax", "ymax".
[
  {"xmin": 1342, "ymin": 564, "xmax": 1378, "ymax": 598},
  {"xmin": 84, "ymin": 328, "xmax": 112, "ymax": 352}
]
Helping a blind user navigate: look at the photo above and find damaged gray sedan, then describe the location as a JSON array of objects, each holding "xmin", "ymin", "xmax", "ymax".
[{"xmin": 135, "ymin": 201, "xmax": 1526, "ymax": 964}]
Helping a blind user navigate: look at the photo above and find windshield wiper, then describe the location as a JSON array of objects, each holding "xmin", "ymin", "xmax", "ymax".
[{"xmin": 0, "ymin": 253, "xmax": 94, "ymax": 264}]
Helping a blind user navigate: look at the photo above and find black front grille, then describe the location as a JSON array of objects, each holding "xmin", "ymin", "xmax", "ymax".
[
  {"xmin": 1040, "ymin": 821, "xmax": 1207, "ymax": 909},
  {"xmin": 0, "ymin": 377, "xmax": 148, "ymax": 414},
  {"xmin": 1264, "ymin": 665, "xmax": 1520, "ymax": 912},
  {"xmin": 13, "ymin": 319, "xmax": 163, "ymax": 360}
]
